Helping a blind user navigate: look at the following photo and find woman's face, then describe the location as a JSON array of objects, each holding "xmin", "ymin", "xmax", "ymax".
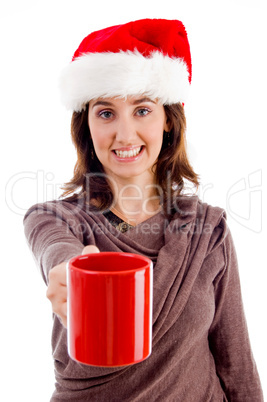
[{"xmin": 88, "ymin": 96, "xmax": 169, "ymax": 185}]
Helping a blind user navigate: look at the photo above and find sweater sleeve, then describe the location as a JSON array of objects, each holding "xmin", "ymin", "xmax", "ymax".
[
  {"xmin": 208, "ymin": 230, "xmax": 263, "ymax": 401},
  {"xmin": 23, "ymin": 202, "xmax": 85, "ymax": 285}
]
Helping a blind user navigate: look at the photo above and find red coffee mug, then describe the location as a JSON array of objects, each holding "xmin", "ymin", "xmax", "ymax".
[{"xmin": 67, "ymin": 252, "xmax": 153, "ymax": 367}]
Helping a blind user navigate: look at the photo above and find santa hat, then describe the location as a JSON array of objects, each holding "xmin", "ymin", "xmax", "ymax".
[{"xmin": 59, "ymin": 18, "xmax": 192, "ymax": 112}]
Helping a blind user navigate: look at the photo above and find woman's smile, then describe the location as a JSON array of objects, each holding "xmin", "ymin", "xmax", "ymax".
[{"xmin": 112, "ymin": 145, "xmax": 144, "ymax": 160}]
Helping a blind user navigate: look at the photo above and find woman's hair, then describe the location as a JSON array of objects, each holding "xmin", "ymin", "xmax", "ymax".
[{"xmin": 61, "ymin": 102, "xmax": 199, "ymax": 215}]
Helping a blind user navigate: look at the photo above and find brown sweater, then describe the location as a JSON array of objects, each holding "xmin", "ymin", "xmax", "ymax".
[{"xmin": 24, "ymin": 196, "xmax": 263, "ymax": 401}]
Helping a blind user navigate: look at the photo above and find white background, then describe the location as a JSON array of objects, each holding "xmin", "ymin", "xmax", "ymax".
[{"xmin": 1, "ymin": 0, "xmax": 266, "ymax": 400}]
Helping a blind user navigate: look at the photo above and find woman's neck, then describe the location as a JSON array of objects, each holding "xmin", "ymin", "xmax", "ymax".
[{"xmin": 110, "ymin": 180, "xmax": 161, "ymax": 226}]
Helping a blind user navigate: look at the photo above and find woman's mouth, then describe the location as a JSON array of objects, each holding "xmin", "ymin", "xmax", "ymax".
[{"xmin": 113, "ymin": 146, "xmax": 143, "ymax": 159}]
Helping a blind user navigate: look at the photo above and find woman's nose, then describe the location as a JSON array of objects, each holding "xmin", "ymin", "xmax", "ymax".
[{"xmin": 115, "ymin": 117, "xmax": 137, "ymax": 144}]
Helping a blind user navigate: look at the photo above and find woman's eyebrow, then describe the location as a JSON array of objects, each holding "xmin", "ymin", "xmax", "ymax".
[
  {"xmin": 132, "ymin": 97, "xmax": 156, "ymax": 105},
  {"xmin": 92, "ymin": 97, "xmax": 156, "ymax": 108},
  {"xmin": 92, "ymin": 100, "xmax": 113, "ymax": 108}
]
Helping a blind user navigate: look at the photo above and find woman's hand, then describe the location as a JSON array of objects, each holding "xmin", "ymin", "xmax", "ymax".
[{"xmin": 46, "ymin": 245, "xmax": 100, "ymax": 327}]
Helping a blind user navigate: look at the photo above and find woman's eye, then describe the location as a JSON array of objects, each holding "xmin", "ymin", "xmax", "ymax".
[
  {"xmin": 136, "ymin": 108, "xmax": 150, "ymax": 117},
  {"xmin": 99, "ymin": 110, "xmax": 113, "ymax": 119}
]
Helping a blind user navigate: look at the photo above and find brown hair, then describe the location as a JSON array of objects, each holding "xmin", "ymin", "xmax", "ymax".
[{"xmin": 61, "ymin": 103, "xmax": 199, "ymax": 215}]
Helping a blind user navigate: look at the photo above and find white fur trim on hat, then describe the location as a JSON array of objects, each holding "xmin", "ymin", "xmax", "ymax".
[{"xmin": 59, "ymin": 50, "xmax": 190, "ymax": 112}]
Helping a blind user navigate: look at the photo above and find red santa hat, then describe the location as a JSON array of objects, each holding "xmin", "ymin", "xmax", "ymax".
[{"xmin": 59, "ymin": 18, "xmax": 192, "ymax": 112}]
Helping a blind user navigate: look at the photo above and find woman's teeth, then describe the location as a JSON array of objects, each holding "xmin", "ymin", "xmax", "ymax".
[{"xmin": 114, "ymin": 146, "xmax": 142, "ymax": 158}]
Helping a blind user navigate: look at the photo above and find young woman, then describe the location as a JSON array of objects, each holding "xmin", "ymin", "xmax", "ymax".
[{"xmin": 24, "ymin": 18, "xmax": 263, "ymax": 401}]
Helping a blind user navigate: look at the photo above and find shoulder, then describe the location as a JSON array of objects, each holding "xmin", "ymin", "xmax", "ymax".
[
  {"xmin": 24, "ymin": 197, "xmax": 98, "ymax": 221},
  {"xmin": 196, "ymin": 199, "xmax": 232, "ymax": 257},
  {"xmin": 169, "ymin": 196, "xmax": 230, "ymax": 251},
  {"xmin": 177, "ymin": 196, "xmax": 230, "ymax": 255},
  {"xmin": 24, "ymin": 199, "xmax": 74, "ymax": 222},
  {"xmin": 23, "ymin": 198, "xmax": 105, "ymax": 241},
  {"xmin": 174, "ymin": 196, "xmax": 226, "ymax": 229}
]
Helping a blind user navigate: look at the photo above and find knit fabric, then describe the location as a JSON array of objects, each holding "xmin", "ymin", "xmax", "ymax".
[{"xmin": 24, "ymin": 196, "xmax": 263, "ymax": 401}]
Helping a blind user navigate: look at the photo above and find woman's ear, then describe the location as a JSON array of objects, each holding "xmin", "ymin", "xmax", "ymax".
[{"xmin": 164, "ymin": 117, "xmax": 171, "ymax": 133}]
